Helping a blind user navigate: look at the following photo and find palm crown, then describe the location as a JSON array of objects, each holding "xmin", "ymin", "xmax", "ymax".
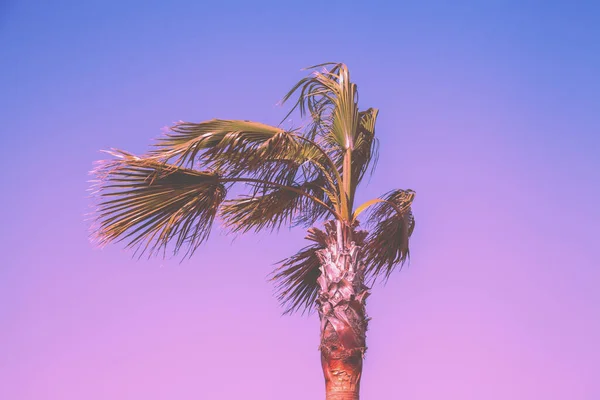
[{"xmin": 91, "ymin": 62, "xmax": 415, "ymax": 314}]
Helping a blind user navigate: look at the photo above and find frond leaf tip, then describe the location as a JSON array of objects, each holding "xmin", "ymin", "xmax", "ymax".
[{"xmin": 91, "ymin": 150, "xmax": 226, "ymax": 258}]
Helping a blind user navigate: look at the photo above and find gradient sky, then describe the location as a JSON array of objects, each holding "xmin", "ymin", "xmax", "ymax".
[{"xmin": 1, "ymin": 1, "xmax": 599, "ymax": 399}]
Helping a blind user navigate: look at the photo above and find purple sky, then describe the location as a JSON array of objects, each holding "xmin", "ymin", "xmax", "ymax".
[{"xmin": 1, "ymin": 1, "xmax": 599, "ymax": 399}]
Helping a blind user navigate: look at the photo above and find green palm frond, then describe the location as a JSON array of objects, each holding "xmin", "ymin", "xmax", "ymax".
[
  {"xmin": 326, "ymin": 107, "xmax": 380, "ymax": 197},
  {"xmin": 90, "ymin": 150, "xmax": 226, "ymax": 258},
  {"xmin": 281, "ymin": 63, "xmax": 360, "ymax": 151},
  {"xmin": 211, "ymin": 130, "xmax": 304, "ymax": 178},
  {"xmin": 243, "ymin": 138, "xmax": 323, "ymax": 189},
  {"xmin": 151, "ymin": 118, "xmax": 341, "ymax": 205},
  {"xmin": 151, "ymin": 119, "xmax": 285, "ymax": 168},
  {"xmin": 271, "ymin": 227, "xmax": 328, "ymax": 314},
  {"xmin": 152, "ymin": 119, "xmax": 307, "ymax": 176},
  {"xmin": 363, "ymin": 189, "xmax": 416, "ymax": 282}
]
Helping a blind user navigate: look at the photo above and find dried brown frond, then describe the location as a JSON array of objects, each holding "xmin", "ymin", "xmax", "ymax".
[
  {"xmin": 270, "ymin": 227, "xmax": 327, "ymax": 315},
  {"xmin": 363, "ymin": 189, "xmax": 416, "ymax": 283}
]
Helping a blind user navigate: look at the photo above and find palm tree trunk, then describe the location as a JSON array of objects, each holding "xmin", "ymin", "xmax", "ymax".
[{"xmin": 316, "ymin": 221, "xmax": 370, "ymax": 400}]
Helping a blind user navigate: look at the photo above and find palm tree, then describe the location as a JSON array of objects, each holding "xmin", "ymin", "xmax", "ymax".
[{"xmin": 90, "ymin": 62, "xmax": 415, "ymax": 400}]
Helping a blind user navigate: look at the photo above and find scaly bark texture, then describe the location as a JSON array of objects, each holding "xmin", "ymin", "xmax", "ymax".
[{"xmin": 316, "ymin": 221, "xmax": 370, "ymax": 400}]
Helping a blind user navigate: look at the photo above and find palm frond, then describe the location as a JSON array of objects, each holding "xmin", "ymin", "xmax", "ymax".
[
  {"xmin": 150, "ymin": 119, "xmax": 285, "ymax": 168},
  {"xmin": 363, "ymin": 189, "xmax": 416, "ymax": 283},
  {"xmin": 217, "ymin": 131, "xmax": 305, "ymax": 178},
  {"xmin": 352, "ymin": 108, "xmax": 380, "ymax": 185},
  {"xmin": 281, "ymin": 63, "xmax": 360, "ymax": 152},
  {"xmin": 90, "ymin": 150, "xmax": 226, "ymax": 258},
  {"xmin": 270, "ymin": 227, "xmax": 328, "ymax": 314},
  {"xmin": 325, "ymin": 107, "xmax": 380, "ymax": 196},
  {"xmin": 293, "ymin": 175, "xmax": 335, "ymax": 227},
  {"xmin": 220, "ymin": 176, "xmax": 333, "ymax": 234},
  {"xmin": 151, "ymin": 119, "xmax": 340, "ymax": 204},
  {"xmin": 242, "ymin": 137, "xmax": 321, "ymax": 189},
  {"xmin": 220, "ymin": 188, "xmax": 300, "ymax": 233}
]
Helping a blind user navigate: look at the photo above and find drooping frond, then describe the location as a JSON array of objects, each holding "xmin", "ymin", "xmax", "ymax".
[
  {"xmin": 220, "ymin": 175, "xmax": 333, "ymax": 233},
  {"xmin": 221, "ymin": 188, "xmax": 300, "ymax": 233},
  {"xmin": 363, "ymin": 189, "xmax": 416, "ymax": 282},
  {"xmin": 352, "ymin": 108, "xmax": 380, "ymax": 185},
  {"xmin": 90, "ymin": 150, "xmax": 226, "ymax": 258},
  {"xmin": 271, "ymin": 227, "xmax": 328, "ymax": 314},
  {"xmin": 293, "ymin": 174, "xmax": 334, "ymax": 227}
]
